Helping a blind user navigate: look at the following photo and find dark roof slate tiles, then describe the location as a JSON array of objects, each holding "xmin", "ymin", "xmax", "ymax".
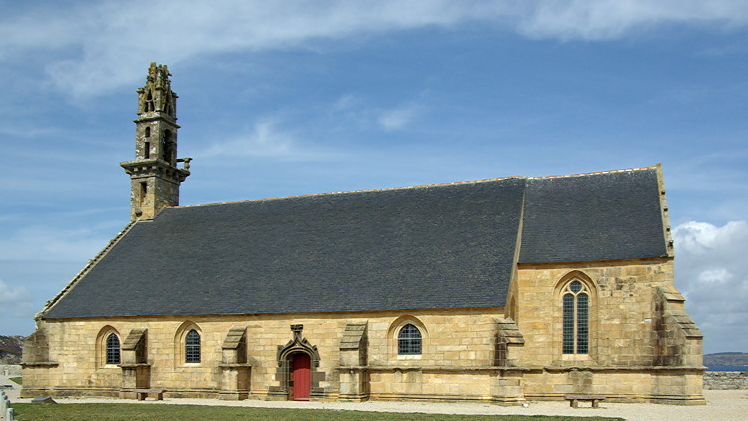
[
  {"xmin": 519, "ymin": 169, "xmax": 667, "ymax": 263},
  {"xmin": 44, "ymin": 167, "xmax": 668, "ymax": 319},
  {"xmin": 44, "ymin": 177, "xmax": 526, "ymax": 318}
]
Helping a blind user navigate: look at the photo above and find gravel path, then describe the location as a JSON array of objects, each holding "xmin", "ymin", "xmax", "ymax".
[{"xmin": 3, "ymin": 377, "xmax": 746, "ymax": 421}]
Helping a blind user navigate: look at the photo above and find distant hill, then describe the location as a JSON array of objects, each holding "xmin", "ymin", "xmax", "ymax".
[
  {"xmin": 704, "ymin": 352, "xmax": 748, "ymax": 367},
  {"xmin": 0, "ymin": 335, "xmax": 24, "ymax": 364}
]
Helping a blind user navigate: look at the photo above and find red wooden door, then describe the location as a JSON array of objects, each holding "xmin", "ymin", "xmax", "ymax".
[{"xmin": 292, "ymin": 353, "xmax": 311, "ymax": 400}]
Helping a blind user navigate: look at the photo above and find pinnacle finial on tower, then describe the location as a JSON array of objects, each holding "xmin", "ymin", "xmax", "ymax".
[{"xmin": 137, "ymin": 62, "xmax": 177, "ymax": 118}]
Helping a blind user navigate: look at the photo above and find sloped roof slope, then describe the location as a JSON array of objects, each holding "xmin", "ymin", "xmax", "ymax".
[
  {"xmin": 43, "ymin": 167, "xmax": 669, "ymax": 320},
  {"xmin": 44, "ymin": 177, "xmax": 526, "ymax": 319},
  {"xmin": 519, "ymin": 168, "xmax": 668, "ymax": 263}
]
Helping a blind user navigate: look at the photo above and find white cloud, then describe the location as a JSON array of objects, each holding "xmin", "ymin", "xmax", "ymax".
[
  {"xmin": 517, "ymin": 0, "xmax": 748, "ymax": 40},
  {"xmin": 199, "ymin": 119, "xmax": 340, "ymax": 162},
  {"xmin": 0, "ymin": 278, "xmax": 34, "ymax": 318},
  {"xmin": 673, "ymin": 220, "xmax": 748, "ymax": 352},
  {"xmin": 329, "ymin": 93, "xmax": 426, "ymax": 132},
  {"xmin": 2, "ymin": 1, "xmax": 747, "ymax": 98},
  {"xmin": 202, "ymin": 120, "xmax": 292, "ymax": 158},
  {"xmin": 332, "ymin": 94, "xmax": 361, "ymax": 112},
  {"xmin": 378, "ymin": 102, "xmax": 423, "ymax": 132},
  {"xmin": 697, "ymin": 268, "xmax": 732, "ymax": 285},
  {"xmin": 0, "ymin": 226, "xmax": 110, "ymax": 262}
]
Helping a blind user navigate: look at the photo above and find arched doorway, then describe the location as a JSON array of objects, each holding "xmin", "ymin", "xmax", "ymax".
[
  {"xmin": 290, "ymin": 352, "xmax": 311, "ymax": 400},
  {"xmin": 271, "ymin": 324, "xmax": 322, "ymax": 400}
]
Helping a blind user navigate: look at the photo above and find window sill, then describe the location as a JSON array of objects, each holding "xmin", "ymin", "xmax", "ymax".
[{"xmin": 396, "ymin": 354, "xmax": 422, "ymax": 360}]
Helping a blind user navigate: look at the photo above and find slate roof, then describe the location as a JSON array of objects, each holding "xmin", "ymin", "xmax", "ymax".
[
  {"xmin": 519, "ymin": 169, "xmax": 668, "ymax": 263},
  {"xmin": 43, "ymin": 167, "xmax": 669, "ymax": 319}
]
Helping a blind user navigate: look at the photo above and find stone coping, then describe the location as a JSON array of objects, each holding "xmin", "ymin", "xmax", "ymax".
[{"xmin": 218, "ymin": 364, "xmax": 252, "ymax": 369}]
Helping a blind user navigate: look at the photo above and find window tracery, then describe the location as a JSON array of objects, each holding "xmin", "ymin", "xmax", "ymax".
[{"xmin": 562, "ymin": 280, "xmax": 589, "ymax": 354}]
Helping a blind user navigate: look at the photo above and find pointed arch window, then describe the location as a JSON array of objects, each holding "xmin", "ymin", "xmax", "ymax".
[
  {"xmin": 562, "ymin": 280, "xmax": 589, "ymax": 354},
  {"xmin": 164, "ymin": 92, "xmax": 174, "ymax": 116},
  {"xmin": 185, "ymin": 329, "xmax": 201, "ymax": 363},
  {"xmin": 106, "ymin": 333, "xmax": 121, "ymax": 365},
  {"xmin": 162, "ymin": 130, "xmax": 174, "ymax": 164},
  {"xmin": 397, "ymin": 324, "xmax": 422, "ymax": 355},
  {"xmin": 145, "ymin": 90, "xmax": 155, "ymax": 112}
]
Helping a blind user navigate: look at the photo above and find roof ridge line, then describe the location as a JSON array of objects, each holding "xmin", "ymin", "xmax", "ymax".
[
  {"xmin": 173, "ymin": 175, "xmax": 528, "ymax": 210},
  {"xmin": 527, "ymin": 165, "xmax": 658, "ymax": 180}
]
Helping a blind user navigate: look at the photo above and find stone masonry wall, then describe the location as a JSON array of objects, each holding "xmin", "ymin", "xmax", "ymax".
[
  {"xmin": 704, "ymin": 372, "xmax": 748, "ymax": 390},
  {"xmin": 515, "ymin": 259, "xmax": 678, "ymax": 368},
  {"xmin": 23, "ymin": 308, "xmax": 505, "ymax": 401},
  {"xmin": 513, "ymin": 258, "xmax": 704, "ymax": 404},
  {"xmin": 22, "ymin": 262, "xmax": 705, "ymax": 404}
]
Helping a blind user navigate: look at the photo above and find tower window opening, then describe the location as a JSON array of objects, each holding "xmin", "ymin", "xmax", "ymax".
[
  {"xmin": 145, "ymin": 127, "xmax": 151, "ymax": 138},
  {"xmin": 144, "ymin": 142, "xmax": 150, "ymax": 159},
  {"xmin": 139, "ymin": 182, "xmax": 147, "ymax": 204},
  {"xmin": 163, "ymin": 130, "xmax": 174, "ymax": 164},
  {"xmin": 145, "ymin": 90, "xmax": 155, "ymax": 112},
  {"xmin": 164, "ymin": 93, "xmax": 173, "ymax": 116}
]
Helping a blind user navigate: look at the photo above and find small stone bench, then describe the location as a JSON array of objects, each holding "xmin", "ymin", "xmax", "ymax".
[
  {"xmin": 134, "ymin": 388, "xmax": 166, "ymax": 401},
  {"xmin": 564, "ymin": 394, "xmax": 605, "ymax": 408}
]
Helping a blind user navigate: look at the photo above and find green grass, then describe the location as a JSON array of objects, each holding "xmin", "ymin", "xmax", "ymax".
[
  {"xmin": 12, "ymin": 403, "xmax": 623, "ymax": 421},
  {"xmin": 9, "ymin": 376, "xmax": 22, "ymax": 385}
]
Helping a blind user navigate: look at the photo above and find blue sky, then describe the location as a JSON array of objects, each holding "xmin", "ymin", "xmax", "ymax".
[{"xmin": 1, "ymin": 0, "xmax": 747, "ymax": 354}]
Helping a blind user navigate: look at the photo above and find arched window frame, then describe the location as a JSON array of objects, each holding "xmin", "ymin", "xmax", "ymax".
[
  {"xmin": 96, "ymin": 326, "xmax": 121, "ymax": 368},
  {"xmin": 555, "ymin": 271, "xmax": 597, "ymax": 360},
  {"xmin": 174, "ymin": 322, "xmax": 202, "ymax": 366},
  {"xmin": 106, "ymin": 333, "xmax": 121, "ymax": 364},
  {"xmin": 562, "ymin": 280, "xmax": 589, "ymax": 355},
  {"xmin": 388, "ymin": 316, "xmax": 428, "ymax": 360},
  {"xmin": 185, "ymin": 329, "xmax": 201, "ymax": 363}
]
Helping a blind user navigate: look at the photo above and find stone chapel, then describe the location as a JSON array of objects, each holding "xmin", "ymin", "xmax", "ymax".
[{"xmin": 22, "ymin": 63, "xmax": 705, "ymax": 405}]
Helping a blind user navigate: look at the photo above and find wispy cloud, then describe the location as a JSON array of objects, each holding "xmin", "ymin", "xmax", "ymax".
[
  {"xmin": 378, "ymin": 102, "xmax": 423, "ymax": 131},
  {"xmin": 199, "ymin": 119, "xmax": 341, "ymax": 162},
  {"xmin": 328, "ymin": 93, "xmax": 426, "ymax": 132},
  {"xmin": 331, "ymin": 94, "xmax": 362, "ymax": 113},
  {"xmin": 2, "ymin": 1, "xmax": 746, "ymax": 98},
  {"xmin": 0, "ymin": 278, "xmax": 35, "ymax": 318},
  {"xmin": 673, "ymin": 220, "xmax": 748, "ymax": 352},
  {"xmin": 516, "ymin": 0, "xmax": 748, "ymax": 40},
  {"xmin": 0, "ymin": 226, "xmax": 110, "ymax": 262}
]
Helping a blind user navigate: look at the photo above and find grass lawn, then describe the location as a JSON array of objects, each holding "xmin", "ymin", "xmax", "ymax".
[
  {"xmin": 12, "ymin": 403, "xmax": 624, "ymax": 421},
  {"xmin": 9, "ymin": 376, "xmax": 22, "ymax": 385}
]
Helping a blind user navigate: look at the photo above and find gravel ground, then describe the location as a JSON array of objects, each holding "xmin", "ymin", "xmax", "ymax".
[{"xmin": 2, "ymin": 372, "xmax": 746, "ymax": 421}]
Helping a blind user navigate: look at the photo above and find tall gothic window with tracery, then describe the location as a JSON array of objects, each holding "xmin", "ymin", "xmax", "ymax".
[
  {"xmin": 562, "ymin": 280, "xmax": 589, "ymax": 354},
  {"xmin": 397, "ymin": 323, "xmax": 422, "ymax": 355}
]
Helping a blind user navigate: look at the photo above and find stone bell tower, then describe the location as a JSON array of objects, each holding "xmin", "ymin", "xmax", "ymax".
[{"xmin": 121, "ymin": 63, "xmax": 191, "ymax": 220}]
